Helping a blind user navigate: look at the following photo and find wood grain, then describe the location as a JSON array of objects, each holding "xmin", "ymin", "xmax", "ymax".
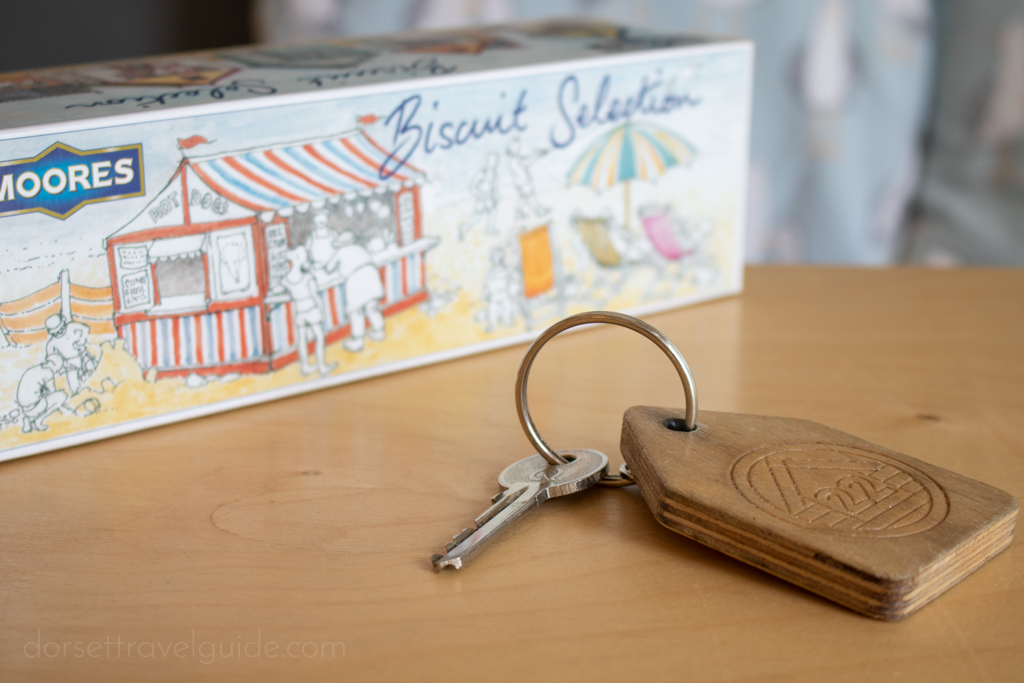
[
  {"xmin": 1, "ymin": 266, "xmax": 1023, "ymax": 682},
  {"xmin": 620, "ymin": 407, "xmax": 1017, "ymax": 620}
]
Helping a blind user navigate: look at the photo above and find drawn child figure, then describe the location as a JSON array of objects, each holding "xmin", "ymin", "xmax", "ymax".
[
  {"xmin": 277, "ymin": 246, "xmax": 336, "ymax": 376},
  {"xmin": 506, "ymin": 137, "xmax": 549, "ymax": 219},
  {"xmin": 334, "ymin": 231, "xmax": 385, "ymax": 352},
  {"xmin": 17, "ymin": 354, "xmax": 73, "ymax": 433},
  {"xmin": 458, "ymin": 152, "xmax": 500, "ymax": 239},
  {"xmin": 481, "ymin": 246, "xmax": 518, "ymax": 332},
  {"xmin": 44, "ymin": 314, "xmax": 97, "ymax": 396}
]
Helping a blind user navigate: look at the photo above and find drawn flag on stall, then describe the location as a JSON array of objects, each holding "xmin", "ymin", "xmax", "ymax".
[{"xmin": 177, "ymin": 135, "xmax": 211, "ymax": 150}]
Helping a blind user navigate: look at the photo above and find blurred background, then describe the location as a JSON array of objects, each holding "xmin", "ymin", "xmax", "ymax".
[{"xmin": 2, "ymin": 0, "xmax": 1022, "ymax": 266}]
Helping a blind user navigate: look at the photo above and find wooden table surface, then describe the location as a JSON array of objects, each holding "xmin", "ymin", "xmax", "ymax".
[{"xmin": 2, "ymin": 266, "xmax": 1022, "ymax": 682}]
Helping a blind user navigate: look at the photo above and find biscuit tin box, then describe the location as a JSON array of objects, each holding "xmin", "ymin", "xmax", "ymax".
[{"xmin": 0, "ymin": 20, "xmax": 752, "ymax": 461}]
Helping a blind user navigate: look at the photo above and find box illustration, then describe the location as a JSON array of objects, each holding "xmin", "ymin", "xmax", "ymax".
[{"xmin": 0, "ymin": 21, "xmax": 752, "ymax": 462}]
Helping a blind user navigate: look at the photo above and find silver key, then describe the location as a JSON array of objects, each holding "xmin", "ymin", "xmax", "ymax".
[{"xmin": 432, "ymin": 448, "xmax": 608, "ymax": 570}]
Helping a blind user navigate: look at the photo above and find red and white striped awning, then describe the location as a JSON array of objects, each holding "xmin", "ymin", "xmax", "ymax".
[{"xmin": 186, "ymin": 129, "xmax": 424, "ymax": 212}]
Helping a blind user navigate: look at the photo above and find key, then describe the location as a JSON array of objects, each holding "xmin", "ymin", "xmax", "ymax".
[{"xmin": 432, "ymin": 448, "xmax": 607, "ymax": 570}]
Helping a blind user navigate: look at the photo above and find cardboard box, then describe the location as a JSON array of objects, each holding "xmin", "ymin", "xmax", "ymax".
[{"xmin": 0, "ymin": 20, "xmax": 752, "ymax": 462}]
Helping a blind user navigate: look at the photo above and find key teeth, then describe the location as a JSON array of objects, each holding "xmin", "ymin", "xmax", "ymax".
[
  {"xmin": 491, "ymin": 490, "xmax": 505, "ymax": 504},
  {"xmin": 445, "ymin": 527, "xmax": 474, "ymax": 551}
]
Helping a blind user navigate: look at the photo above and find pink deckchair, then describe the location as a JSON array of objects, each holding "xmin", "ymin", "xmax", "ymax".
[{"xmin": 639, "ymin": 207, "xmax": 693, "ymax": 261}]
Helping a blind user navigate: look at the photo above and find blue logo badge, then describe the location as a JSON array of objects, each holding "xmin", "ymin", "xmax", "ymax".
[{"xmin": 0, "ymin": 142, "xmax": 144, "ymax": 219}]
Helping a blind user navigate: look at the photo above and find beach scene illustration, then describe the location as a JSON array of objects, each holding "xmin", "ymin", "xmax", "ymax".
[{"xmin": 0, "ymin": 46, "xmax": 749, "ymax": 461}]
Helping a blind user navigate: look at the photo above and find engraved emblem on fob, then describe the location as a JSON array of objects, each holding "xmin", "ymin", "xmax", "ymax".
[{"xmin": 731, "ymin": 444, "xmax": 949, "ymax": 538}]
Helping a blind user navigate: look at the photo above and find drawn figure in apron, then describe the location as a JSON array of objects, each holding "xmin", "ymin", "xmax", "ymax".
[
  {"xmin": 334, "ymin": 231, "xmax": 386, "ymax": 353},
  {"xmin": 307, "ymin": 211, "xmax": 340, "ymax": 277}
]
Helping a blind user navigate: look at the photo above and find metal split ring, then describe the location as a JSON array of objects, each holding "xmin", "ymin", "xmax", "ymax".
[{"xmin": 514, "ymin": 311, "xmax": 699, "ymax": 484}]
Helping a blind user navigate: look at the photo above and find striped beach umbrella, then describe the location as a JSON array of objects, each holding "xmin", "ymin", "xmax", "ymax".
[{"xmin": 567, "ymin": 121, "xmax": 696, "ymax": 229}]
